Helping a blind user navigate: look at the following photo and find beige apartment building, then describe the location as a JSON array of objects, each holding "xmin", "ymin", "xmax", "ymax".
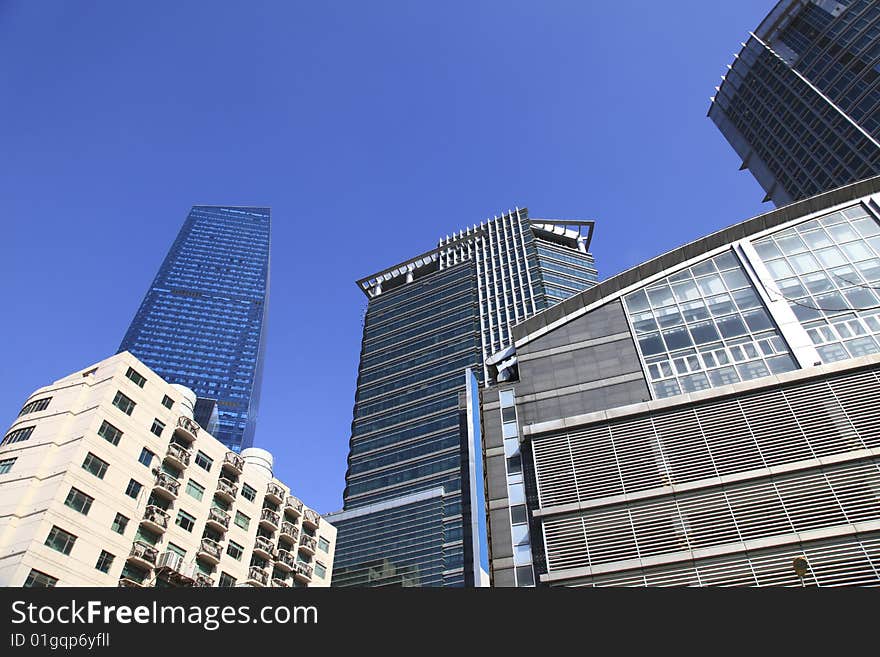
[{"xmin": 0, "ymin": 352, "xmax": 335, "ymax": 588}]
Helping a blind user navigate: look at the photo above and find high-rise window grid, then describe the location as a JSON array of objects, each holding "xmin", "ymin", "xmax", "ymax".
[
  {"xmin": 18, "ymin": 397, "xmax": 51, "ymax": 416},
  {"xmin": 2, "ymin": 426, "xmax": 34, "ymax": 446}
]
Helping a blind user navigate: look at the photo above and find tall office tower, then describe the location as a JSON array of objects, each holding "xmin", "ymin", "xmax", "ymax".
[
  {"xmin": 0, "ymin": 352, "xmax": 335, "ymax": 588},
  {"xmin": 119, "ymin": 206, "xmax": 270, "ymax": 453},
  {"xmin": 327, "ymin": 208, "xmax": 598, "ymax": 587},
  {"xmin": 710, "ymin": 0, "xmax": 880, "ymax": 206},
  {"xmin": 481, "ymin": 177, "xmax": 880, "ymax": 586}
]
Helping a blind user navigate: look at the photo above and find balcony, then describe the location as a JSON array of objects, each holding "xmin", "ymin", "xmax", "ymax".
[
  {"xmin": 259, "ymin": 508, "xmax": 279, "ymax": 531},
  {"xmin": 253, "ymin": 535, "xmax": 275, "ymax": 560},
  {"xmin": 272, "ymin": 577, "xmax": 290, "ymax": 588},
  {"xmin": 206, "ymin": 506, "xmax": 230, "ymax": 532},
  {"xmin": 294, "ymin": 562, "xmax": 312, "ymax": 583},
  {"xmin": 246, "ymin": 566, "xmax": 269, "ymax": 587},
  {"xmin": 164, "ymin": 443, "xmax": 191, "ymax": 470},
  {"xmin": 215, "ymin": 477, "xmax": 238, "ymax": 502},
  {"xmin": 175, "ymin": 415, "xmax": 199, "ymax": 442},
  {"xmin": 275, "ymin": 549, "xmax": 296, "ymax": 571},
  {"xmin": 302, "ymin": 508, "xmax": 320, "ymax": 530},
  {"xmin": 118, "ymin": 577, "xmax": 143, "ymax": 588},
  {"xmin": 156, "ymin": 551, "xmax": 195, "ymax": 586},
  {"xmin": 222, "ymin": 451, "xmax": 244, "ymax": 475},
  {"xmin": 279, "ymin": 521, "xmax": 299, "ymax": 543},
  {"xmin": 127, "ymin": 541, "xmax": 158, "ymax": 570},
  {"xmin": 298, "ymin": 535, "xmax": 317, "ymax": 556},
  {"xmin": 194, "ymin": 573, "xmax": 214, "ymax": 588},
  {"xmin": 141, "ymin": 505, "xmax": 170, "ymax": 533},
  {"xmin": 152, "ymin": 471, "xmax": 180, "ymax": 500},
  {"xmin": 284, "ymin": 495, "xmax": 303, "ymax": 518},
  {"xmin": 266, "ymin": 482, "xmax": 285, "ymax": 504},
  {"xmin": 197, "ymin": 538, "xmax": 223, "ymax": 565}
]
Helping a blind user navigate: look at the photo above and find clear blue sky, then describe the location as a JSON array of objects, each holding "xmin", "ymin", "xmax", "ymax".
[{"xmin": 1, "ymin": 1, "xmax": 775, "ymax": 514}]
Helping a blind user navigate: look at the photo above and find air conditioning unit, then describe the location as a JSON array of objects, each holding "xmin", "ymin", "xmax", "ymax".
[{"xmin": 157, "ymin": 551, "xmax": 184, "ymax": 571}]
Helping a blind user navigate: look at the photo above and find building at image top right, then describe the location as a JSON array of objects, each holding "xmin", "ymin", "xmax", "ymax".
[{"xmin": 710, "ymin": 0, "xmax": 880, "ymax": 205}]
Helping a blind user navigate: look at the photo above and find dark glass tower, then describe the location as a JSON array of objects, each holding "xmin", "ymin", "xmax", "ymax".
[
  {"xmin": 710, "ymin": 0, "xmax": 880, "ymax": 206},
  {"xmin": 327, "ymin": 208, "xmax": 598, "ymax": 587},
  {"xmin": 119, "ymin": 206, "xmax": 270, "ymax": 452}
]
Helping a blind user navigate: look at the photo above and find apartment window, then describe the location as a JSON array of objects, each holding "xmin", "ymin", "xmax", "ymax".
[
  {"xmin": 241, "ymin": 483, "xmax": 256, "ymax": 502},
  {"xmin": 167, "ymin": 542, "xmax": 186, "ymax": 558},
  {"xmin": 95, "ymin": 550, "xmax": 115, "ymax": 574},
  {"xmin": 18, "ymin": 397, "xmax": 51, "ymax": 416},
  {"xmin": 194, "ymin": 451, "xmax": 213, "ymax": 472},
  {"xmin": 185, "ymin": 480, "xmax": 205, "ymax": 501},
  {"xmin": 125, "ymin": 367, "xmax": 146, "ymax": 388},
  {"xmin": 2, "ymin": 426, "xmax": 34, "ymax": 446},
  {"xmin": 315, "ymin": 562, "xmax": 327, "ymax": 579},
  {"xmin": 161, "ymin": 395, "xmax": 174, "ymax": 409},
  {"xmin": 227, "ymin": 541, "xmax": 244, "ymax": 561},
  {"xmin": 63, "ymin": 487, "xmax": 94, "ymax": 515},
  {"xmin": 81, "ymin": 452, "xmax": 109, "ymax": 479},
  {"xmin": 150, "ymin": 419, "xmax": 165, "ymax": 437},
  {"xmin": 175, "ymin": 510, "xmax": 196, "ymax": 532},
  {"xmin": 45, "ymin": 526, "xmax": 77, "ymax": 555},
  {"xmin": 138, "ymin": 447, "xmax": 155, "ymax": 467},
  {"xmin": 0, "ymin": 457, "xmax": 16, "ymax": 474},
  {"xmin": 218, "ymin": 572, "xmax": 236, "ymax": 587},
  {"xmin": 125, "ymin": 479, "xmax": 142, "ymax": 500},
  {"xmin": 234, "ymin": 511, "xmax": 250, "ymax": 530},
  {"xmin": 98, "ymin": 420, "xmax": 123, "ymax": 446},
  {"xmin": 318, "ymin": 537, "xmax": 330, "ymax": 553},
  {"xmin": 24, "ymin": 569, "xmax": 58, "ymax": 588},
  {"xmin": 111, "ymin": 513, "xmax": 129, "ymax": 535},
  {"xmin": 112, "ymin": 391, "xmax": 135, "ymax": 416}
]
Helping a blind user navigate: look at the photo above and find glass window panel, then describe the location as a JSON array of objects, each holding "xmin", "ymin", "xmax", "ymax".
[
  {"xmin": 638, "ymin": 334, "xmax": 665, "ymax": 356},
  {"xmin": 712, "ymin": 251, "xmax": 740, "ymax": 271},
  {"xmin": 717, "ymin": 316, "xmax": 748, "ymax": 338},
  {"xmin": 499, "ymin": 390, "xmax": 515, "ymax": 408},
  {"xmin": 744, "ymin": 309, "xmax": 774, "ymax": 332},
  {"xmin": 646, "ymin": 284, "xmax": 675, "ymax": 307},
  {"xmin": 817, "ymin": 342, "xmax": 849, "ymax": 363},
  {"xmin": 691, "ymin": 260, "xmax": 717, "ymax": 276},
  {"xmin": 743, "ymin": 343, "xmax": 760, "ymax": 359},
  {"xmin": 776, "ymin": 234, "xmax": 808, "ymax": 255},
  {"xmin": 697, "ymin": 275, "xmax": 726, "ymax": 296},
  {"xmin": 653, "ymin": 379, "xmax": 681, "ymax": 398},
  {"xmin": 816, "ymin": 247, "xmax": 847, "ymax": 268},
  {"xmin": 681, "ymin": 299, "xmax": 710, "ymax": 322},
  {"xmin": 513, "ymin": 543, "xmax": 532, "ymax": 566},
  {"xmin": 671, "ymin": 280, "xmax": 700, "ymax": 303},
  {"xmin": 502, "ymin": 422, "xmax": 518, "ymax": 439},
  {"xmin": 852, "ymin": 217, "xmax": 880, "ymax": 238},
  {"xmin": 655, "ymin": 305, "xmax": 684, "ymax": 328},
  {"xmin": 791, "ymin": 301, "xmax": 823, "ymax": 321},
  {"xmin": 720, "ymin": 268, "xmax": 749, "ymax": 290},
  {"xmin": 842, "ymin": 206, "xmax": 868, "ymax": 220},
  {"xmin": 516, "ymin": 566, "xmax": 535, "ymax": 587},
  {"xmin": 501, "ymin": 406, "xmax": 516, "ymax": 423},
  {"xmin": 778, "ymin": 277, "xmax": 807, "ymax": 297},
  {"xmin": 737, "ymin": 360, "xmax": 770, "ymax": 381},
  {"xmin": 708, "ymin": 366, "xmax": 740, "ymax": 387},
  {"xmin": 680, "ymin": 373, "xmax": 710, "ymax": 393},
  {"xmin": 732, "ymin": 288, "xmax": 761, "ymax": 310},
  {"xmin": 729, "ymin": 345, "xmax": 745, "ymax": 361},
  {"xmin": 707, "ymin": 294, "xmax": 735, "ymax": 316},
  {"xmin": 662, "ymin": 327, "xmax": 693, "ymax": 351},
  {"xmin": 659, "ymin": 361, "xmax": 673, "ymax": 378},
  {"xmin": 766, "ymin": 354, "xmax": 798, "ymax": 374},
  {"xmin": 624, "ymin": 290, "xmax": 650, "ymax": 313},
  {"xmin": 673, "ymin": 358, "xmax": 688, "ymax": 375},
  {"xmin": 866, "ymin": 316, "xmax": 880, "ymax": 331},
  {"xmin": 819, "ymin": 212, "xmax": 847, "ymax": 226},
  {"xmin": 845, "ymin": 336, "xmax": 879, "ymax": 356},
  {"xmin": 689, "ymin": 321, "xmax": 720, "ymax": 344},
  {"xmin": 667, "ymin": 270, "xmax": 692, "ymax": 283},
  {"xmin": 511, "ymin": 505, "xmax": 528, "ymax": 525},
  {"xmin": 845, "ymin": 287, "xmax": 878, "ymax": 309},
  {"xmin": 770, "ymin": 336, "xmax": 787, "ymax": 352},
  {"xmin": 508, "ymin": 483, "xmax": 525, "ymax": 505},
  {"xmin": 758, "ymin": 339, "xmax": 774, "ymax": 355},
  {"xmin": 632, "ymin": 312, "xmax": 657, "ymax": 333},
  {"xmin": 841, "ymin": 241, "xmax": 873, "ymax": 262},
  {"xmin": 789, "ymin": 252, "xmax": 820, "ymax": 274},
  {"xmin": 869, "ymin": 235, "xmax": 880, "ymax": 255},
  {"xmin": 814, "ymin": 291, "xmax": 847, "ymax": 312},
  {"xmin": 794, "ymin": 219, "xmax": 820, "ymax": 233},
  {"xmin": 765, "ymin": 258, "xmax": 794, "ymax": 278},
  {"xmin": 511, "ymin": 524, "xmax": 530, "ymax": 546},
  {"xmin": 827, "ymin": 223, "xmax": 859, "ymax": 242},
  {"xmin": 801, "ymin": 228, "xmax": 834, "ymax": 249},
  {"xmin": 702, "ymin": 352, "xmax": 717, "ymax": 367},
  {"xmin": 754, "ymin": 240, "xmax": 782, "ymax": 260},
  {"xmin": 802, "ymin": 271, "xmax": 834, "ymax": 294},
  {"xmin": 503, "ymin": 437, "xmax": 520, "ymax": 458}
]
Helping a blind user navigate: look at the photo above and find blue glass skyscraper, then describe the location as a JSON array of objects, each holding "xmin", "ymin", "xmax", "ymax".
[
  {"xmin": 327, "ymin": 208, "xmax": 597, "ymax": 586},
  {"xmin": 119, "ymin": 206, "xmax": 270, "ymax": 452}
]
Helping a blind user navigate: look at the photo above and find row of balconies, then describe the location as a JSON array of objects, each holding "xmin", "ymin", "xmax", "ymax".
[{"xmin": 245, "ymin": 561, "xmax": 313, "ymax": 587}]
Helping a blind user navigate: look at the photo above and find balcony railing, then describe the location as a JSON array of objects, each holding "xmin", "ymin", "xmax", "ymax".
[
  {"xmin": 266, "ymin": 482, "xmax": 285, "ymax": 503},
  {"xmin": 118, "ymin": 577, "xmax": 143, "ymax": 588},
  {"xmin": 294, "ymin": 562, "xmax": 313, "ymax": 581},
  {"xmin": 280, "ymin": 521, "xmax": 299, "ymax": 542},
  {"xmin": 247, "ymin": 566, "xmax": 269, "ymax": 587},
  {"xmin": 197, "ymin": 538, "xmax": 223, "ymax": 563},
  {"xmin": 254, "ymin": 535, "xmax": 275, "ymax": 559},
  {"xmin": 299, "ymin": 535, "xmax": 317, "ymax": 554},
  {"xmin": 222, "ymin": 451, "xmax": 244, "ymax": 473},
  {"xmin": 302, "ymin": 508, "xmax": 320, "ymax": 528},
  {"xmin": 165, "ymin": 442, "xmax": 191, "ymax": 468},
  {"xmin": 272, "ymin": 578, "xmax": 290, "ymax": 588},
  {"xmin": 276, "ymin": 549, "xmax": 296, "ymax": 570},
  {"xmin": 215, "ymin": 477, "xmax": 238, "ymax": 500},
  {"xmin": 284, "ymin": 495, "xmax": 304, "ymax": 517},
  {"xmin": 142, "ymin": 504, "xmax": 169, "ymax": 532},
  {"xmin": 260, "ymin": 508, "xmax": 280, "ymax": 529},
  {"xmin": 175, "ymin": 415, "xmax": 200, "ymax": 441},
  {"xmin": 128, "ymin": 541, "xmax": 158, "ymax": 567},
  {"xmin": 194, "ymin": 573, "xmax": 214, "ymax": 588},
  {"xmin": 207, "ymin": 506, "xmax": 230, "ymax": 530},
  {"xmin": 153, "ymin": 471, "xmax": 180, "ymax": 498}
]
